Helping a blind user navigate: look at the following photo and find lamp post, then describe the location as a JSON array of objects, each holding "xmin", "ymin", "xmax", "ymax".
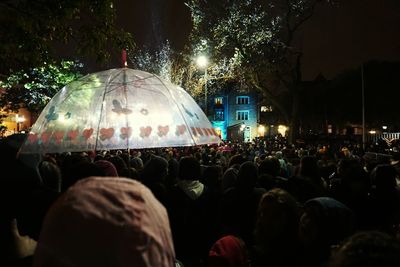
[
  {"xmin": 196, "ymin": 55, "xmax": 208, "ymax": 115},
  {"xmin": 361, "ymin": 63, "xmax": 365, "ymax": 150}
]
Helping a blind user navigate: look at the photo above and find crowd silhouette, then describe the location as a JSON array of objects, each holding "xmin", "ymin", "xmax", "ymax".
[{"xmin": 1, "ymin": 133, "xmax": 400, "ymax": 267}]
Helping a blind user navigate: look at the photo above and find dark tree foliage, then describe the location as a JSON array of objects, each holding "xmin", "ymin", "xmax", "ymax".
[
  {"xmin": 185, "ymin": 0, "xmax": 336, "ymax": 141},
  {"xmin": 0, "ymin": 0, "xmax": 135, "ymax": 74}
]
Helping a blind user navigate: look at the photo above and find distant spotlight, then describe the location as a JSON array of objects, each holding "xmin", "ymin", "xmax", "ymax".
[
  {"xmin": 382, "ymin": 125, "xmax": 388, "ymax": 130},
  {"xmin": 369, "ymin": 130, "xmax": 376, "ymax": 134}
]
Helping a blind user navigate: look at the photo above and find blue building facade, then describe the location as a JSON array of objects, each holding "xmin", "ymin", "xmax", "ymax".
[{"xmin": 209, "ymin": 92, "xmax": 259, "ymax": 141}]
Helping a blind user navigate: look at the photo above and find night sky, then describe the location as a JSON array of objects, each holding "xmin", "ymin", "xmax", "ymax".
[
  {"xmin": 115, "ymin": 0, "xmax": 400, "ymax": 81},
  {"xmin": 115, "ymin": 0, "xmax": 192, "ymax": 51},
  {"xmin": 300, "ymin": 0, "xmax": 400, "ymax": 80}
]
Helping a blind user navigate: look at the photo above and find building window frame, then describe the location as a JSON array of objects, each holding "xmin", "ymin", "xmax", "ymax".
[
  {"xmin": 236, "ymin": 110, "xmax": 249, "ymax": 120},
  {"xmin": 236, "ymin": 96, "xmax": 249, "ymax": 105},
  {"xmin": 214, "ymin": 110, "xmax": 224, "ymax": 121}
]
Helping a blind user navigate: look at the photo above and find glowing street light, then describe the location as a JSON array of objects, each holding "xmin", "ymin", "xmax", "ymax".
[
  {"xmin": 196, "ymin": 55, "xmax": 208, "ymax": 115},
  {"xmin": 196, "ymin": 55, "xmax": 208, "ymax": 69}
]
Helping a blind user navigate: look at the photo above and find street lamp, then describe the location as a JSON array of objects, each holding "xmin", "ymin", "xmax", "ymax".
[{"xmin": 196, "ymin": 55, "xmax": 208, "ymax": 115}]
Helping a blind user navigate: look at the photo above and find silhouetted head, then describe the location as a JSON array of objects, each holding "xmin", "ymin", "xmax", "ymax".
[{"xmin": 179, "ymin": 156, "xmax": 201, "ymax": 181}]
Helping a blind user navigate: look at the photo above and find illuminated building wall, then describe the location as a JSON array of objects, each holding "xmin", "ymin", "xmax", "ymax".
[{"xmin": 210, "ymin": 92, "xmax": 259, "ymax": 141}]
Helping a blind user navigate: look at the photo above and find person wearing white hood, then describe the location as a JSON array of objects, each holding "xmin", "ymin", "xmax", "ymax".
[
  {"xmin": 177, "ymin": 156, "xmax": 206, "ymax": 200},
  {"xmin": 33, "ymin": 177, "xmax": 175, "ymax": 267},
  {"xmin": 169, "ymin": 156, "xmax": 211, "ymax": 267}
]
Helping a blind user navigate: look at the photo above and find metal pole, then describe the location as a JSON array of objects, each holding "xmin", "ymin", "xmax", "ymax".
[
  {"xmin": 362, "ymin": 63, "xmax": 365, "ymax": 151},
  {"xmin": 204, "ymin": 68, "xmax": 208, "ymax": 116}
]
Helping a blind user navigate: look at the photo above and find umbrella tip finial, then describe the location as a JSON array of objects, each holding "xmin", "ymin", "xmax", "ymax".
[{"xmin": 122, "ymin": 49, "xmax": 127, "ymax": 68}]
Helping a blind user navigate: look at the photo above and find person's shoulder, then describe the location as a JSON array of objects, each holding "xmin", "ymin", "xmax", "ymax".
[
  {"xmin": 254, "ymin": 187, "xmax": 267, "ymax": 195},
  {"xmin": 197, "ymin": 184, "xmax": 214, "ymax": 201}
]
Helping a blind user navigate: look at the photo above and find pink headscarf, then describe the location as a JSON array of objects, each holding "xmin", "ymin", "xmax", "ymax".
[{"xmin": 34, "ymin": 177, "xmax": 175, "ymax": 267}]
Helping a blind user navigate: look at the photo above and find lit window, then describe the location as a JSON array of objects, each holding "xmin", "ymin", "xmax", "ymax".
[
  {"xmin": 214, "ymin": 97, "xmax": 223, "ymax": 105},
  {"xmin": 261, "ymin": 105, "xmax": 273, "ymax": 112},
  {"xmin": 215, "ymin": 111, "xmax": 224, "ymax": 121},
  {"xmin": 236, "ymin": 96, "xmax": 249, "ymax": 105},
  {"xmin": 236, "ymin": 110, "xmax": 249, "ymax": 120}
]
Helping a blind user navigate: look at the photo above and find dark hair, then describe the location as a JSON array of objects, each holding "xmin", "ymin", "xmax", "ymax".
[
  {"xmin": 107, "ymin": 155, "xmax": 127, "ymax": 176},
  {"xmin": 370, "ymin": 164, "xmax": 397, "ymax": 190},
  {"xmin": 228, "ymin": 154, "xmax": 246, "ymax": 168},
  {"xmin": 236, "ymin": 161, "xmax": 258, "ymax": 189},
  {"xmin": 329, "ymin": 231, "xmax": 400, "ymax": 267},
  {"xmin": 300, "ymin": 156, "xmax": 320, "ymax": 180},
  {"xmin": 39, "ymin": 160, "xmax": 62, "ymax": 192},
  {"xmin": 179, "ymin": 156, "xmax": 201, "ymax": 181},
  {"xmin": 141, "ymin": 156, "xmax": 168, "ymax": 183},
  {"xmin": 258, "ymin": 157, "xmax": 281, "ymax": 177},
  {"xmin": 255, "ymin": 188, "xmax": 300, "ymax": 246}
]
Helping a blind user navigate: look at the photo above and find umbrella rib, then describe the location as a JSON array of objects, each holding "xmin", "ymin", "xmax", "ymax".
[
  {"xmin": 123, "ymin": 69, "xmax": 130, "ymax": 151},
  {"xmin": 152, "ymin": 74, "xmax": 197, "ymax": 146},
  {"xmin": 105, "ymin": 75, "xmax": 157, "ymax": 94},
  {"xmin": 94, "ymin": 69, "xmax": 122, "ymax": 151}
]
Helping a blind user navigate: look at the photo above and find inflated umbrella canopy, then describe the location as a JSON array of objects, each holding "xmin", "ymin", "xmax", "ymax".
[{"xmin": 19, "ymin": 68, "xmax": 220, "ymax": 154}]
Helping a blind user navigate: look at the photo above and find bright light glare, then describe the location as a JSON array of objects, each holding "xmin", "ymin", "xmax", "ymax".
[
  {"xmin": 196, "ymin": 55, "xmax": 208, "ymax": 68},
  {"xmin": 58, "ymin": 116, "xmax": 65, "ymax": 123},
  {"xmin": 16, "ymin": 114, "xmax": 26, "ymax": 123},
  {"xmin": 258, "ymin": 125, "xmax": 265, "ymax": 136},
  {"xmin": 278, "ymin": 125, "xmax": 287, "ymax": 136},
  {"xmin": 110, "ymin": 112, "xmax": 118, "ymax": 120}
]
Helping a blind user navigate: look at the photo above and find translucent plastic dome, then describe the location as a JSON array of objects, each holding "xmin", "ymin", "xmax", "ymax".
[{"xmin": 19, "ymin": 68, "xmax": 220, "ymax": 154}]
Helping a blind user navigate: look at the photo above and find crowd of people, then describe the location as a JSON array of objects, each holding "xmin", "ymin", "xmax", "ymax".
[{"xmin": 1, "ymin": 133, "xmax": 400, "ymax": 267}]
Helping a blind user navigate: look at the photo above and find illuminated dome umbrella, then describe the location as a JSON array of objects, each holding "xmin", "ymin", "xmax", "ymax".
[{"xmin": 18, "ymin": 68, "xmax": 221, "ymax": 154}]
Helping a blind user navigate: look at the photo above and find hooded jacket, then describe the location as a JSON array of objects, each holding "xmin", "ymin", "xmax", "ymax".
[{"xmin": 34, "ymin": 177, "xmax": 175, "ymax": 267}]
